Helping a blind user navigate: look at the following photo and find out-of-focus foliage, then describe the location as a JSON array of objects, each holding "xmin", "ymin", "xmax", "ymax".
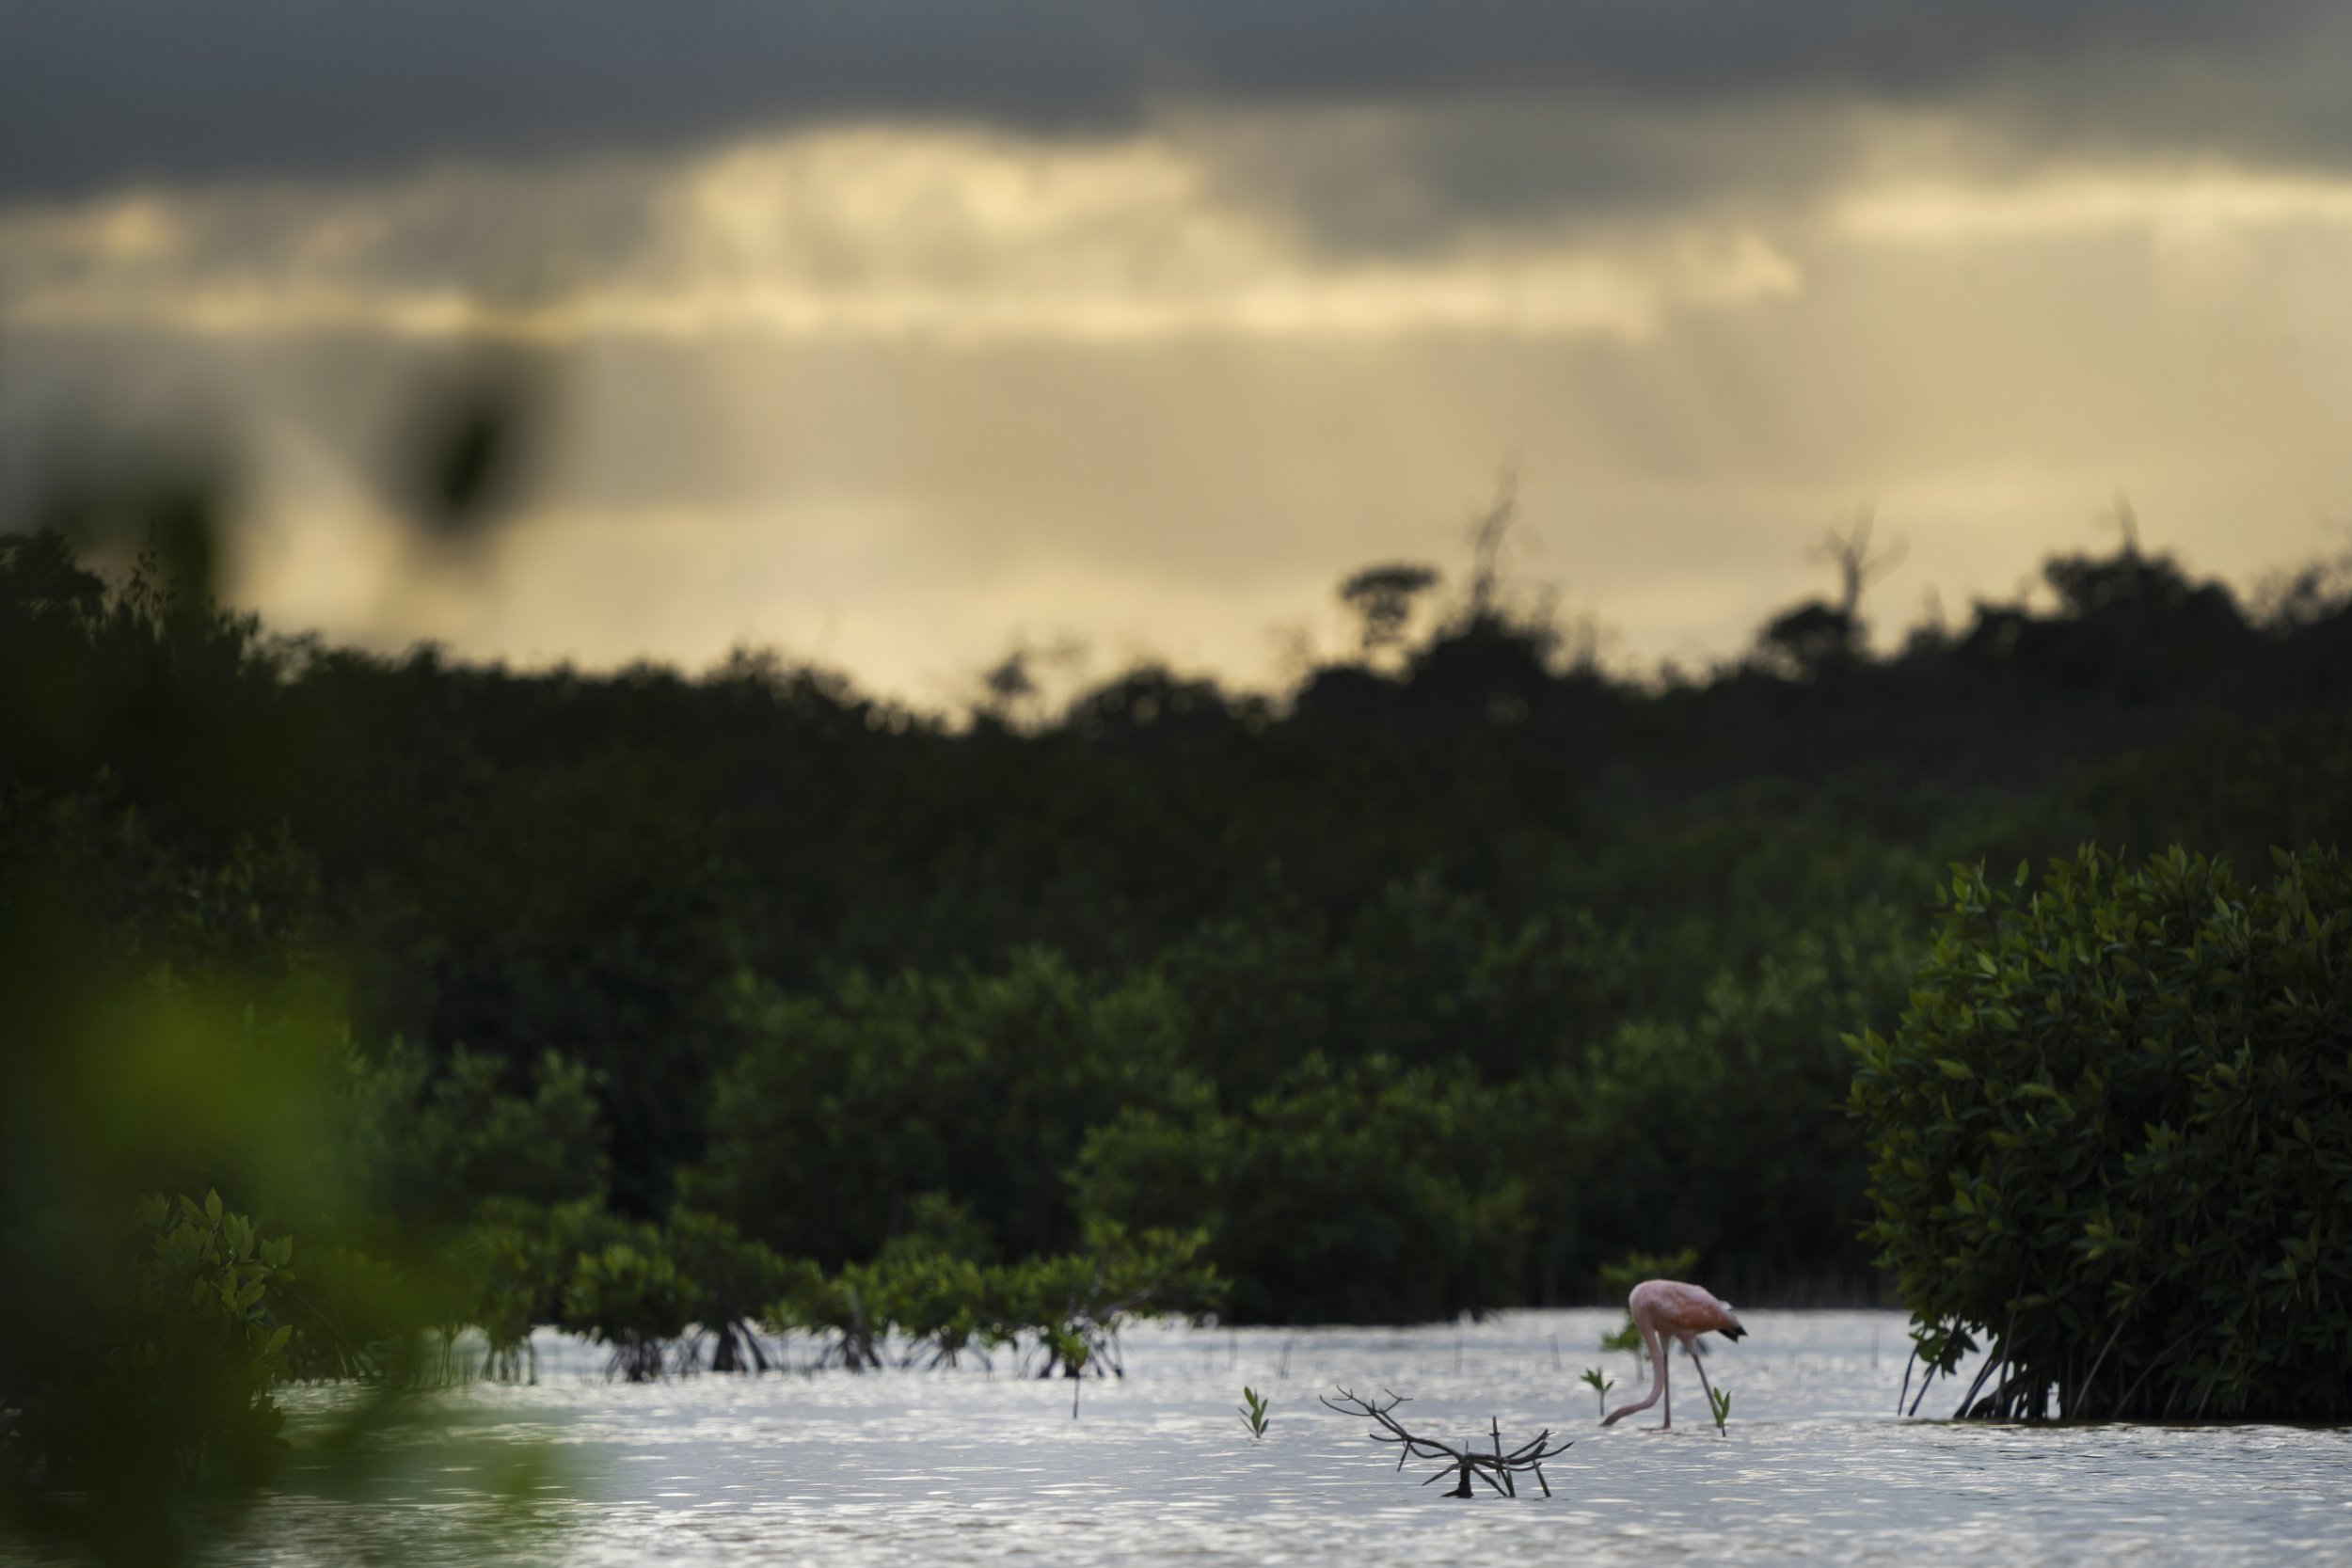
[
  {"xmin": 23, "ymin": 1194, "xmax": 295, "ymax": 1491},
  {"xmin": 0, "ymin": 589, "xmax": 573, "ymax": 1557},
  {"xmin": 0, "ymin": 780, "xmax": 418, "ymax": 1561},
  {"xmin": 1851, "ymin": 847, "xmax": 2352, "ymax": 1420}
]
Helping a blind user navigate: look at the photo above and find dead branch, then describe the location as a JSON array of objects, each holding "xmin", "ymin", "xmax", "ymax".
[
  {"xmin": 1319, "ymin": 1386, "xmax": 1571, "ymax": 1498},
  {"xmin": 1813, "ymin": 505, "xmax": 1907, "ymax": 619}
]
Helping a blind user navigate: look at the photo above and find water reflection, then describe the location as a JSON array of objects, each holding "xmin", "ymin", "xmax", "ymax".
[{"xmin": 222, "ymin": 1312, "xmax": 2352, "ymax": 1566}]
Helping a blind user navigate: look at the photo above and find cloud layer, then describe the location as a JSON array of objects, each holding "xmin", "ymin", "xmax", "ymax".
[
  {"xmin": 0, "ymin": 126, "xmax": 1809, "ymax": 347},
  {"xmin": 5, "ymin": 5, "xmax": 2351, "ymax": 703},
  {"xmin": 8, "ymin": 2, "xmax": 2351, "ymax": 207}
]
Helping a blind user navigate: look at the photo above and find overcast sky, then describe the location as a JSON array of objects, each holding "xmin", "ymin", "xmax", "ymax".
[{"xmin": 5, "ymin": 2, "xmax": 2350, "ymax": 705}]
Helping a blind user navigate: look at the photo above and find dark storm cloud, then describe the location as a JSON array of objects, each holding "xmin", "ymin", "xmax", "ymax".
[{"xmin": 4, "ymin": 0, "xmax": 2346, "ymax": 205}]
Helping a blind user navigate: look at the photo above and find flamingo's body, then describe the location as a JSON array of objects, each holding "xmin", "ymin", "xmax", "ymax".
[{"xmin": 1600, "ymin": 1279, "xmax": 1746, "ymax": 1430}]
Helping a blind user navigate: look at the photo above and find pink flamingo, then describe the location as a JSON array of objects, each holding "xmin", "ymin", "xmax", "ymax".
[{"xmin": 1600, "ymin": 1279, "xmax": 1746, "ymax": 1429}]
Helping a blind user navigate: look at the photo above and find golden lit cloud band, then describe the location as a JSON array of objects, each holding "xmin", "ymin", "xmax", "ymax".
[{"xmin": 0, "ymin": 126, "xmax": 1800, "ymax": 344}]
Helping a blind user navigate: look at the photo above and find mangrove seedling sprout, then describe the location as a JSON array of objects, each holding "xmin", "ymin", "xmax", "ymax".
[{"xmin": 1239, "ymin": 1385, "xmax": 1271, "ymax": 1440}]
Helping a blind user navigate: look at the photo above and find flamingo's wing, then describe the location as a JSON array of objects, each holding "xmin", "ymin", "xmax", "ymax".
[{"xmin": 1633, "ymin": 1279, "xmax": 1739, "ymax": 1337}]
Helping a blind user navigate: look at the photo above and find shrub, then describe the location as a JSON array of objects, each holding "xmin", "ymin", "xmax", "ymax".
[
  {"xmin": 871, "ymin": 1251, "xmax": 1007, "ymax": 1370},
  {"xmin": 561, "ymin": 1243, "xmax": 691, "ymax": 1383},
  {"xmin": 24, "ymin": 1194, "xmax": 295, "ymax": 1490},
  {"xmin": 453, "ymin": 1217, "xmax": 564, "ymax": 1383},
  {"xmin": 663, "ymin": 1208, "xmax": 792, "ymax": 1371},
  {"xmin": 998, "ymin": 1222, "xmax": 1223, "ymax": 1378},
  {"xmin": 453, "ymin": 1197, "xmax": 635, "ymax": 1348},
  {"xmin": 1851, "ymin": 846, "xmax": 2352, "ymax": 1420},
  {"xmin": 755, "ymin": 1224, "xmax": 1220, "ymax": 1375},
  {"xmin": 763, "ymin": 1259, "xmax": 886, "ymax": 1371}
]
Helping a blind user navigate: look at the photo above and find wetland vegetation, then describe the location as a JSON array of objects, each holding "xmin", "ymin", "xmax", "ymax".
[{"xmin": 6, "ymin": 483, "xmax": 2351, "ymax": 1560}]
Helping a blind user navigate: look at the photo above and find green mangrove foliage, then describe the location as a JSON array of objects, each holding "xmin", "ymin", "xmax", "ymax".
[
  {"xmin": 13, "ymin": 500, "xmax": 2352, "ymax": 1544},
  {"xmin": 563, "ymin": 1243, "xmax": 693, "ymax": 1384},
  {"xmin": 663, "ymin": 1207, "xmax": 795, "ymax": 1372},
  {"xmin": 867, "ymin": 1253, "xmax": 1001, "ymax": 1370},
  {"xmin": 766, "ymin": 1259, "xmax": 892, "ymax": 1371},
  {"xmin": 22, "ymin": 1194, "xmax": 296, "ymax": 1493},
  {"xmin": 686, "ymin": 950, "xmax": 1192, "ymax": 1266},
  {"xmin": 0, "ymin": 797, "xmax": 440, "ymax": 1562},
  {"xmin": 761, "ymin": 1223, "xmax": 1222, "ymax": 1377},
  {"xmin": 1851, "ymin": 847, "xmax": 2352, "ymax": 1421},
  {"xmin": 1069, "ymin": 901, "xmax": 1911, "ymax": 1323},
  {"xmin": 1073, "ymin": 1057, "xmax": 1530, "ymax": 1323},
  {"xmin": 446, "ymin": 1201, "xmax": 794, "ymax": 1381},
  {"xmin": 1009, "ymin": 1223, "xmax": 1222, "ymax": 1378},
  {"xmin": 358, "ymin": 1044, "xmax": 611, "ymax": 1227}
]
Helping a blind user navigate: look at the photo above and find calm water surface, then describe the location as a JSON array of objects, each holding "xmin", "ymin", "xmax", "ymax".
[{"xmin": 239, "ymin": 1311, "xmax": 2348, "ymax": 1566}]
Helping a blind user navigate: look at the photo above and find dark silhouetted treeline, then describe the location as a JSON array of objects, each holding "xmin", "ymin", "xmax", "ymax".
[{"xmin": 7, "ymin": 512, "xmax": 2352, "ymax": 1328}]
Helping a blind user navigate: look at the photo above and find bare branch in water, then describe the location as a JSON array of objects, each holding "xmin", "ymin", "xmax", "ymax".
[{"xmin": 1319, "ymin": 1386, "xmax": 1570, "ymax": 1499}]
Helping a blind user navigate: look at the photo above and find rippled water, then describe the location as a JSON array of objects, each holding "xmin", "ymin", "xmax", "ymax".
[{"xmin": 220, "ymin": 1312, "xmax": 2352, "ymax": 1565}]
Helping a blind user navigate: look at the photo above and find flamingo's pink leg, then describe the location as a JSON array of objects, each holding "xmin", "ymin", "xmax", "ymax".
[
  {"xmin": 1685, "ymin": 1335, "xmax": 1719, "ymax": 1415},
  {"xmin": 1657, "ymin": 1333, "xmax": 1673, "ymax": 1429}
]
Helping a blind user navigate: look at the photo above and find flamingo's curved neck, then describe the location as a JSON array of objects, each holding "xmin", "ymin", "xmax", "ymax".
[{"xmin": 1600, "ymin": 1316, "xmax": 1667, "ymax": 1426}]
